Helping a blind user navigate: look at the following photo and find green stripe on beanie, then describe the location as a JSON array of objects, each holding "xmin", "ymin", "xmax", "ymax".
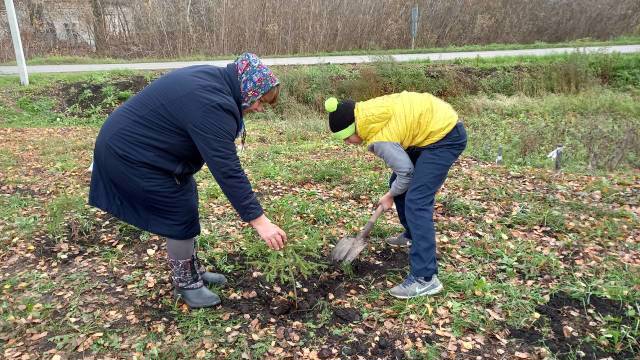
[{"xmin": 326, "ymin": 98, "xmax": 355, "ymax": 138}]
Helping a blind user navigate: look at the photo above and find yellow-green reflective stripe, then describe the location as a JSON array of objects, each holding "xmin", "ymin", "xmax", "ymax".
[{"xmin": 332, "ymin": 123, "xmax": 356, "ymax": 140}]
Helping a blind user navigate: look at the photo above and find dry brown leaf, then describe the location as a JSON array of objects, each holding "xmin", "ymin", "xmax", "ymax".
[
  {"xmin": 562, "ymin": 325, "xmax": 574, "ymax": 338},
  {"xmin": 30, "ymin": 332, "xmax": 48, "ymax": 341},
  {"xmin": 447, "ymin": 342, "xmax": 457, "ymax": 352},
  {"xmin": 486, "ymin": 308, "xmax": 505, "ymax": 321}
]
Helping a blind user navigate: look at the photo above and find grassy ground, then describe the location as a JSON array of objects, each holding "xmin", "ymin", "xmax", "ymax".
[
  {"xmin": 1, "ymin": 36, "xmax": 639, "ymax": 66},
  {"xmin": 0, "ymin": 54, "xmax": 638, "ymax": 359}
]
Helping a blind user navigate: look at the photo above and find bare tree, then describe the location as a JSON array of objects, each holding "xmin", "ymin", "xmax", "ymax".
[
  {"xmin": 90, "ymin": 0, "xmax": 107, "ymax": 54},
  {"xmin": 1, "ymin": 0, "xmax": 639, "ymax": 61}
]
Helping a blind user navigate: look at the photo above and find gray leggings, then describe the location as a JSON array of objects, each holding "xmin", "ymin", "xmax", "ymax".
[{"xmin": 167, "ymin": 237, "xmax": 195, "ymax": 260}]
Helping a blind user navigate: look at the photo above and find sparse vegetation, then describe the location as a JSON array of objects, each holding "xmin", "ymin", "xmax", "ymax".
[
  {"xmin": 0, "ymin": 53, "xmax": 638, "ymax": 359},
  {"xmin": 2, "ymin": 0, "xmax": 639, "ymax": 61}
]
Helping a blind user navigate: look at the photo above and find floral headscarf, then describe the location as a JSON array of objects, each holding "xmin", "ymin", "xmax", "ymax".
[{"xmin": 235, "ymin": 53, "xmax": 279, "ymax": 109}]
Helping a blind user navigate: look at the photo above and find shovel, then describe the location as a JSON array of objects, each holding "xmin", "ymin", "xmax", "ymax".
[{"xmin": 330, "ymin": 204, "xmax": 385, "ymax": 263}]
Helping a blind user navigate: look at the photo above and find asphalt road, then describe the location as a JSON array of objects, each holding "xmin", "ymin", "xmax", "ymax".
[{"xmin": 0, "ymin": 44, "xmax": 639, "ymax": 75}]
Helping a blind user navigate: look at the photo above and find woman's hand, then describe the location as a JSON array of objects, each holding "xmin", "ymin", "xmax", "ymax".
[
  {"xmin": 250, "ymin": 215, "xmax": 287, "ymax": 250},
  {"xmin": 378, "ymin": 191, "xmax": 395, "ymax": 211}
]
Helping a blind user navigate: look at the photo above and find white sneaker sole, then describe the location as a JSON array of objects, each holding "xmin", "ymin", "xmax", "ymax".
[{"xmin": 386, "ymin": 241, "xmax": 411, "ymax": 247}]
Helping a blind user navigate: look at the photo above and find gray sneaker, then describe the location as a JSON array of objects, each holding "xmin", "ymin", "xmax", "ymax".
[
  {"xmin": 385, "ymin": 233, "xmax": 411, "ymax": 246},
  {"xmin": 389, "ymin": 274, "xmax": 443, "ymax": 299}
]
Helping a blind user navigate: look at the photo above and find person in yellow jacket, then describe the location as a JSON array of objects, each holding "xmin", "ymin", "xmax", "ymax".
[{"xmin": 325, "ymin": 91, "xmax": 467, "ymax": 299}]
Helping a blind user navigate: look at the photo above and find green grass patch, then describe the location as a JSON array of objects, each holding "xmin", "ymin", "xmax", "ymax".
[
  {"xmin": 280, "ymin": 53, "xmax": 640, "ymax": 110},
  {"xmin": 0, "ymin": 148, "xmax": 17, "ymax": 170},
  {"xmin": 3, "ymin": 53, "xmax": 639, "ymax": 173},
  {"xmin": 0, "ymin": 193, "xmax": 41, "ymax": 247},
  {"xmin": 461, "ymin": 89, "xmax": 640, "ymax": 170},
  {"xmin": 45, "ymin": 194, "xmax": 95, "ymax": 240}
]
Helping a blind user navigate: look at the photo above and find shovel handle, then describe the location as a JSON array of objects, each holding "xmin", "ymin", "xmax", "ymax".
[{"xmin": 357, "ymin": 204, "xmax": 385, "ymax": 240}]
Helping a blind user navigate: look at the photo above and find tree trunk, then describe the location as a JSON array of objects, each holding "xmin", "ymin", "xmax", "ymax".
[{"xmin": 91, "ymin": 0, "xmax": 108, "ymax": 54}]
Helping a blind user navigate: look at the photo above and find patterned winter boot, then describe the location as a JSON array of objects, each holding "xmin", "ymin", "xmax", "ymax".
[
  {"xmin": 168, "ymin": 257, "xmax": 221, "ymax": 308},
  {"xmin": 193, "ymin": 244, "xmax": 227, "ymax": 286}
]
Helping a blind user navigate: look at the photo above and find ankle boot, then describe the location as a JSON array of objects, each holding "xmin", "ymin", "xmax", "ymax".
[
  {"xmin": 168, "ymin": 257, "xmax": 221, "ymax": 308},
  {"xmin": 193, "ymin": 244, "xmax": 227, "ymax": 286}
]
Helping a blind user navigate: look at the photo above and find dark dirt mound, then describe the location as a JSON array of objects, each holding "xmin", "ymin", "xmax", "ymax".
[
  {"xmin": 223, "ymin": 247, "xmax": 408, "ymax": 325},
  {"xmin": 314, "ymin": 333, "xmax": 406, "ymax": 360},
  {"xmin": 57, "ymin": 75, "xmax": 151, "ymax": 115},
  {"xmin": 508, "ymin": 327, "xmax": 543, "ymax": 344},
  {"xmin": 218, "ymin": 248, "xmax": 411, "ymax": 359},
  {"xmin": 352, "ymin": 247, "xmax": 408, "ymax": 276},
  {"xmin": 333, "ymin": 307, "xmax": 361, "ymax": 323},
  {"xmin": 509, "ymin": 291, "xmax": 637, "ymax": 360},
  {"xmin": 224, "ymin": 270, "xmax": 351, "ymax": 322},
  {"xmin": 587, "ymin": 295, "xmax": 628, "ymax": 318}
]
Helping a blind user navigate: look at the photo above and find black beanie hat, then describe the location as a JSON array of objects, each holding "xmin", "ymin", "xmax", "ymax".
[{"xmin": 325, "ymin": 98, "xmax": 356, "ymax": 139}]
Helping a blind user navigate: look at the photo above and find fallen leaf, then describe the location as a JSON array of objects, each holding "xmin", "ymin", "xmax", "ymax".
[
  {"xmin": 486, "ymin": 308, "xmax": 505, "ymax": 321},
  {"xmin": 562, "ymin": 325, "xmax": 574, "ymax": 338},
  {"xmin": 242, "ymin": 290, "xmax": 257, "ymax": 299},
  {"xmin": 383, "ymin": 320, "xmax": 395, "ymax": 329},
  {"xmin": 30, "ymin": 332, "xmax": 48, "ymax": 341},
  {"xmin": 515, "ymin": 351, "xmax": 530, "ymax": 358}
]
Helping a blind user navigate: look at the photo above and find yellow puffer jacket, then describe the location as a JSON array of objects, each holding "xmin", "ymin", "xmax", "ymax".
[{"xmin": 355, "ymin": 91, "xmax": 458, "ymax": 148}]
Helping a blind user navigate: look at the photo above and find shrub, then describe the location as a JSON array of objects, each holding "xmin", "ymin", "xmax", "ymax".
[{"xmin": 241, "ymin": 195, "xmax": 327, "ymax": 286}]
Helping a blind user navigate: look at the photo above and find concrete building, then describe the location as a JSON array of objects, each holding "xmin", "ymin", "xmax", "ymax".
[{"xmin": 1, "ymin": 0, "xmax": 133, "ymax": 49}]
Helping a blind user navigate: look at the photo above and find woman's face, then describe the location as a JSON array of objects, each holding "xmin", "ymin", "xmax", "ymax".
[{"xmin": 243, "ymin": 86, "xmax": 280, "ymax": 115}]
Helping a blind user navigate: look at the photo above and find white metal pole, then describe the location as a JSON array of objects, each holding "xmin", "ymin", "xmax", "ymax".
[{"xmin": 4, "ymin": 0, "xmax": 29, "ymax": 85}]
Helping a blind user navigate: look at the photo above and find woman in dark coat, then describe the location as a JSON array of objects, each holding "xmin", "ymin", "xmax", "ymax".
[{"xmin": 89, "ymin": 53, "xmax": 286, "ymax": 308}]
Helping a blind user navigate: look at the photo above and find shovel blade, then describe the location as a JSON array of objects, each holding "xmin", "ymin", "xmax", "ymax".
[
  {"xmin": 330, "ymin": 237, "xmax": 355, "ymax": 262},
  {"xmin": 343, "ymin": 238, "xmax": 368, "ymax": 262},
  {"xmin": 330, "ymin": 237, "xmax": 367, "ymax": 263}
]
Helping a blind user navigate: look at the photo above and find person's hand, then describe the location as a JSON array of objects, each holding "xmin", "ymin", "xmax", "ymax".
[
  {"xmin": 250, "ymin": 215, "xmax": 287, "ymax": 250},
  {"xmin": 378, "ymin": 191, "xmax": 394, "ymax": 211}
]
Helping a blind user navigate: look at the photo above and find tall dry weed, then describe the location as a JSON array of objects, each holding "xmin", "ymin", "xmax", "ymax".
[{"xmin": 1, "ymin": 0, "xmax": 639, "ymax": 60}]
